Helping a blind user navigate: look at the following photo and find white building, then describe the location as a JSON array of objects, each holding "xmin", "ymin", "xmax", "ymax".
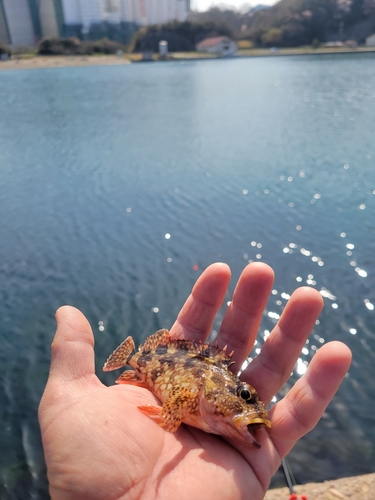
[
  {"xmin": 62, "ymin": 0, "xmax": 188, "ymax": 29},
  {"xmin": 0, "ymin": 0, "xmax": 62, "ymax": 46},
  {"xmin": 62, "ymin": 0, "xmax": 104, "ymax": 32},
  {"xmin": 0, "ymin": 0, "xmax": 189, "ymax": 47},
  {"xmin": 196, "ymin": 36, "xmax": 237, "ymax": 56},
  {"xmin": 1, "ymin": 0, "xmax": 35, "ymax": 46},
  {"xmin": 119, "ymin": 0, "xmax": 187, "ymax": 25},
  {"xmin": 39, "ymin": 0, "xmax": 60, "ymax": 38},
  {"xmin": 365, "ymin": 33, "xmax": 375, "ymax": 47}
]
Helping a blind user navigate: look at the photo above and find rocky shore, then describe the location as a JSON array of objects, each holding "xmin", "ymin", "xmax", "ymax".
[{"xmin": 265, "ymin": 473, "xmax": 375, "ymax": 500}]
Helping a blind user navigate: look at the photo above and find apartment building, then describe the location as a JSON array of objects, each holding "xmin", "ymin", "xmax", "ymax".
[
  {"xmin": 63, "ymin": 0, "xmax": 189, "ymax": 28},
  {"xmin": 0, "ymin": 0, "xmax": 190, "ymax": 46},
  {"xmin": 0, "ymin": 0, "xmax": 64, "ymax": 45}
]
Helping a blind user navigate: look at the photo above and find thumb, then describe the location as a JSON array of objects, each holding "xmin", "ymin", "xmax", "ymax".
[{"xmin": 43, "ymin": 306, "xmax": 101, "ymax": 405}]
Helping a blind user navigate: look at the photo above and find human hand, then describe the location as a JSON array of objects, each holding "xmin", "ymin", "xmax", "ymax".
[{"xmin": 39, "ymin": 262, "xmax": 351, "ymax": 500}]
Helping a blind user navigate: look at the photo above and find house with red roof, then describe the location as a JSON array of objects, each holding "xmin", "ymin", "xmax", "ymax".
[{"xmin": 196, "ymin": 36, "xmax": 237, "ymax": 56}]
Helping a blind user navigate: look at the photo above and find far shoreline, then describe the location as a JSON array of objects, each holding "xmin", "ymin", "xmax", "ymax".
[{"xmin": 1, "ymin": 46, "xmax": 375, "ymax": 71}]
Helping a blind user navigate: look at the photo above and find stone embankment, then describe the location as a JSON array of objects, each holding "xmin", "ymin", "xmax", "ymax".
[{"xmin": 265, "ymin": 473, "xmax": 375, "ymax": 500}]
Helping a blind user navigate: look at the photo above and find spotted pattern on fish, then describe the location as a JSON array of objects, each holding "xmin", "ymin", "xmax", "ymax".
[{"xmin": 103, "ymin": 328, "xmax": 271, "ymax": 447}]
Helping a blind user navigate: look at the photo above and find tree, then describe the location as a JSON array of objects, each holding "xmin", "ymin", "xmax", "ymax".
[
  {"xmin": 362, "ymin": 0, "xmax": 375, "ymax": 14},
  {"xmin": 261, "ymin": 28, "xmax": 283, "ymax": 46},
  {"xmin": 130, "ymin": 21, "xmax": 233, "ymax": 53},
  {"xmin": 0, "ymin": 43, "xmax": 11, "ymax": 57}
]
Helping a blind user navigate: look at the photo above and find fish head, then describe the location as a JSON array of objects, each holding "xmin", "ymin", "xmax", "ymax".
[
  {"xmin": 231, "ymin": 383, "xmax": 272, "ymax": 447},
  {"xmin": 199, "ymin": 376, "xmax": 272, "ymax": 447}
]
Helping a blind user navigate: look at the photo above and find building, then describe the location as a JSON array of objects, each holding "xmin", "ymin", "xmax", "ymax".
[
  {"xmin": 62, "ymin": 0, "xmax": 189, "ymax": 33},
  {"xmin": 196, "ymin": 36, "xmax": 237, "ymax": 56},
  {"xmin": 0, "ymin": 1, "xmax": 10, "ymax": 44},
  {"xmin": 0, "ymin": 0, "xmax": 63, "ymax": 45},
  {"xmin": 39, "ymin": 0, "xmax": 64, "ymax": 38},
  {"xmin": 0, "ymin": 0, "xmax": 35, "ymax": 46},
  {"xmin": 62, "ymin": 0, "xmax": 104, "ymax": 33},
  {"xmin": 365, "ymin": 33, "xmax": 375, "ymax": 47},
  {"xmin": 0, "ymin": 0, "xmax": 190, "ymax": 46}
]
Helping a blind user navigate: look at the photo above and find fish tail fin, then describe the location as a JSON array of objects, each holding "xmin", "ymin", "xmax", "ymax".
[{"xmin": 103, "ymin": 336, "xmax": 135, "ymax": 371}]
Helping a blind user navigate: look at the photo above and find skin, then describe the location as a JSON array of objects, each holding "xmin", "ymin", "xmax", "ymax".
[{"xmin": 39, "ymin": 262, "xmax": 352, "ymax": 500}]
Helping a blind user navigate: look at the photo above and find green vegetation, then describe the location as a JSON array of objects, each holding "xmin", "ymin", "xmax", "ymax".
[
  {"xmin": 130, "ymin": 20, "xmax": 233, "ymax": 53},
  {"xmin": 261, "ymin": 27, "xmax": 283, "ymax": 46},
  {"xmin": 189, "ymin": 0, "xmax": 375, "ymax": 47},
  {"xmin": 237, "ymin": 40, "xmax": 254, "ymax": 49},
  {"xmin": 0, "ymin": 43, "xmax": 11, "ymax": 58},
  {"xmin": 38, "ymin": 37, "xmax": 126, "ymax": 56}
]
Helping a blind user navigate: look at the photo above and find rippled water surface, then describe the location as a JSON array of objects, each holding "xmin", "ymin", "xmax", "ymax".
[{"xmin": 0, "ymin": 53, "xmax": 375, "ymax": 498}]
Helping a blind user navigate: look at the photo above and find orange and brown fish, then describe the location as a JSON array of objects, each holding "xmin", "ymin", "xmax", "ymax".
[{"xmin": 103, "ymin": 329, "xmax": 271, "ymax": 447}]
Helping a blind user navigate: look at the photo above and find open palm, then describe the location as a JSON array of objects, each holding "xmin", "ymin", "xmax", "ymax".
[{"xmin": 39, "ymin": 263, "xmax": 351, "ymax": 500}]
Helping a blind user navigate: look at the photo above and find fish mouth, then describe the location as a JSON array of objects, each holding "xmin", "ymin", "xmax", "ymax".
[
  {"xmin": 247, "ymin": 417, "xmax": 272, "ymax": 428},
  {"xmin": 246, "ymin": 418, "xmax": 272, "ymax": 448},
  {"xmin": 233, "ymin": 413, "xmax": 272, "ymax": 447}
]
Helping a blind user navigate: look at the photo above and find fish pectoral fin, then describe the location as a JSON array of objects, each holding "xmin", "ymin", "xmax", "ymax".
[
  {"xmin": 138, "ymin": 404, "xmax": 164, "ymax": 425},
  {"xmin": 138, "ymin": 401, "xmax": 182, "ymax": 432},
  {"xmin": 103, "ymin": 336, "xmax": 135, "ymax": 372},
  {"xmin": 139, "ymin": 389, "xmax": 197, "ymax": 433},
  {"xmin": 159, "ymin": 388, "xmax": 197, "ymax": 433},
  {"xmin": 116, "ymin": 370, "xmax": 148, "ymax": 388}
]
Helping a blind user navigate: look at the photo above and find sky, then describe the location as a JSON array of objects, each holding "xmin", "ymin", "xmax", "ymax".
[{"xmin": 193, "ymin": 0, "xmax": 278, "ymax": 11}]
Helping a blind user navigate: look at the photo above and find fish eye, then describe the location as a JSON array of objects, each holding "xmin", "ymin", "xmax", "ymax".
[
  {"xmin": 240, "ymin": 389, "xmax": 251, "ymax": 400},
  {"xmin": 238, "ymin": 386, "xmax": 251, "ymax": 400},
  {"xmin": 238, "ymin": 385, "xmax": 257, "ymax": 404}
]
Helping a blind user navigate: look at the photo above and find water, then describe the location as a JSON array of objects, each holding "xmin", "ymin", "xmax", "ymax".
[{"xmin": 0, "ymin": 53, "xmax": 374, "ymax": 498}]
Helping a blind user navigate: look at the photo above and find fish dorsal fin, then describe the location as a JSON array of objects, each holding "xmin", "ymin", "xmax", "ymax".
[
  {"xmin": 141, "ymin": 329, "xmax": 171, "ymax": 351},
  {"xmin": 170, "ymin": 339, "xmax": 234, "ymax": 366},
  {"xmin": 195, "ymin": 342, "xmax": 234, "ymax": 366},
  {"xmin": 140, "ymin": 330, "xmax": 234, "ymax": 366}
]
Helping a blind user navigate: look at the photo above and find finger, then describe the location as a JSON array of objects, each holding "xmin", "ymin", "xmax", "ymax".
[
  {"xmin": 49, "ymin": 306, "xmax": 100, "ymax": 388},
  {"xmin": 242, "ymin": 286, "xmax": 324, "ymax": 403},
  {"xmin": 170, "ymin": 262, "xmax": 231, "ymax": 341},
  {"xmin": 269, "ymin": 341, "xmax": 352, "ymax": 458},
  {"xmin": 214, "ymin": 262, "xmax": 274, "ymax": 371}
]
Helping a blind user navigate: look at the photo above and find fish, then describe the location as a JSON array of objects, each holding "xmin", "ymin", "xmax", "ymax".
[{"xmin": 103, "ymin": 329, "xmax": 271, "ymax": 447}]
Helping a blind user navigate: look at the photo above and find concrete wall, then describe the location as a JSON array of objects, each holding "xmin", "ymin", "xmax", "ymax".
[
  {"xmin": 0, "ymin": 0, "xmax": 10, "ymax": 45},
  {"xmin": 61, "ymin": 0, "xmax": 81, "ymax": 25},
  {"xmin": 60, "ymin": 0, "xmax": 189, "ymax": 32},
  {"xmin": 39, "ymin": 0, "xmax": 59, "ymax": 37},
  {"xmin": 3, "ymin": 0, "xmax": 34, "ymax": 45},
  {"xmin": 119, "ymin": 0, "xmax": 134, "ymax": 23},
  {"xmin": 119, "ymin": 0, "xmax": 188, "ymax": 25},
  {"xmin": 104, "ymin": 0, "xmax": 120, "ymax": 23},
  {"xmin": 61, "ymin": 0, "xmax": 105, "ymax": 30},
  {"xmin": 79, "ymin": 0, "xmax": 104, "ymax": 29},
  {"xmin": 176, "ymin": 0, "xmax": 186, "ymax": 22}
]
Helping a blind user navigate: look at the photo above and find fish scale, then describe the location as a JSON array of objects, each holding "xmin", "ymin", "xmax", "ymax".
[{"xmin": 103, "ymin": 328, "xmax": 271, "ymax": 447}]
